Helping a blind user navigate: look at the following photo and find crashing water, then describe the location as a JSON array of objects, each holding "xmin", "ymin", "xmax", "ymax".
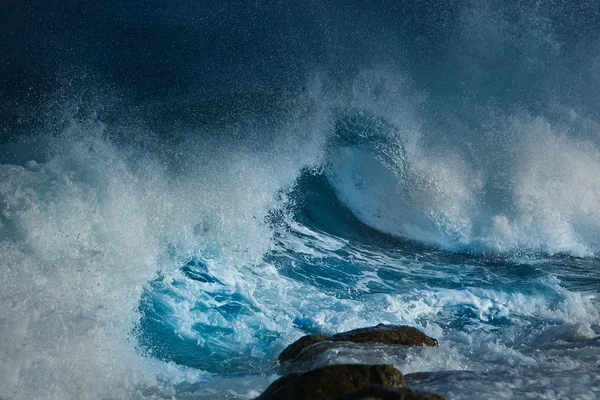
[{"xmin": 1, "ymin": 1, "xmax": 600, "ymax": 399}]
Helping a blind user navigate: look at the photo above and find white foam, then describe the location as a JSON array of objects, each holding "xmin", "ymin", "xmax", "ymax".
[
  {"xmin": 23, "ymin": 160, "xmax": 41, "ymax": 172},
  {"xmin": 325, "ymin": 72, "xmax": 600, "ymax": 256},
  {"xmin": 0, "ymin": 93, "xmax": 329, "ymax": 399}
]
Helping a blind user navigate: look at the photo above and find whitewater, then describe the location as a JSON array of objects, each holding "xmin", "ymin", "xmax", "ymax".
[{"xmin": 1, "ymin": 1, "xmax": 600, "ymax": 399}]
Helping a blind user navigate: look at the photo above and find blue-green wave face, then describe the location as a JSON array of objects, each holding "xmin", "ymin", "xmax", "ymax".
[{"xmin": 1, "ymin": 1, "xmax": 600, "ymax": 399}]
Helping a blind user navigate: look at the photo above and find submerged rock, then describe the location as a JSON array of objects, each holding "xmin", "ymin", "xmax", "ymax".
[
  {"xmin": 343, "ymin": 385, "xmax": 447, "ymax": 400},
  {"xmin": 256, "ymin": 364, "xmax": 406, "ymax": 400},
  {"xmin": 277, "ymin": 324, "xmax": 437, "ymax": 365}
]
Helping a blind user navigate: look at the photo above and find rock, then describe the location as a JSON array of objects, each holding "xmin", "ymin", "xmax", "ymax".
[
  {"xmin": 256, "ymin": 364, "xmax": 406, "ymax": 400},
  {"xmin": 277, "ymin": 325, "xmax": 437, "ymax": 365},
  {"xmin": 280, "ymin": 341, "xmax": 416, "ymax": 374},
  {"xmin": 278, "ymin": 334, "xmax": 327, "ymax": 363},
  {"xmin": 285, "ymin": 341, "xmax": 363, "ymax": 366},
  {"xmin": 343, "ymin": 385, "xmax": 447, "ymax": 400},
  {"xmin": 331, "ymin": 324, "xmax": 438, "ymax": 348}
]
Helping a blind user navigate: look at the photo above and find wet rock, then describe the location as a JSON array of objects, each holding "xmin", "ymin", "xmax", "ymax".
[
  {"xmin": 281, "ymin": 341, "xmax": 417, "ymax": 374},
  {"xmin": 278, "ymin": 334, "xmax": 327, "ymax": 363},
  {"xmin": 286, "ymin": 341, "xmax": 364, "ymax": 366},
  {"xmin": 331, "ymin": 324, "xmax": 438, "ymax": 347},
  {"xmin": 278, "ymin": 325, "xmax": 437, "ymax": 365},
  {"xmin": 256, "ymin": 364, "xmax": 406, "ymax": 400},
  {"xmin": 344, "ymin": 385, "xmax": 447, "ymax": 400}
]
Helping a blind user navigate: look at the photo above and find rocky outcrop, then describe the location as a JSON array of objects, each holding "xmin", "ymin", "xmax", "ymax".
[
  {"xmin": 277, "ymin": 324, "xmax": 437, "ymax": 365},
  {"xmin": 343, "ymin": 385, "xmax": 447, "ymax": 400},
  {"xmin": 258, "ymin": 324, "xmax": 445, "ymax": 400},
  {"xmin": 256, "ymin": 364, "xmax": 406, "ymax": 400}
]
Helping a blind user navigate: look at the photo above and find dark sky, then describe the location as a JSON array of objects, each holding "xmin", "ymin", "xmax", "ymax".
[
  {"xmin": 1, "ymin": 1, "xmax": 599, "ymax": 115},
  {"xmin": 0, "ymin": 1, "xmax": 461, "ymax": 101}
]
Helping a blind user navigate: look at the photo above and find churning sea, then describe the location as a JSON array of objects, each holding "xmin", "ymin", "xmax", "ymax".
[{"xmin": 1, "ymin": 1, "xmax": 600, "ymax": 399}]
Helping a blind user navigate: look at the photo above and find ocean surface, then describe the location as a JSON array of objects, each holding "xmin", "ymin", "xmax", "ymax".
[{"xmin": 1, "ymin": 1, "xmax": 600, "ymax": 399}]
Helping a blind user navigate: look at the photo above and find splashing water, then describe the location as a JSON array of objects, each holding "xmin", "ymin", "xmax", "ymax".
[{"xmin": 2, "ymin": 1, "xmax": 600, "ymax": 399}]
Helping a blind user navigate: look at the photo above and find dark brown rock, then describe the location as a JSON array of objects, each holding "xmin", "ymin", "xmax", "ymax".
[
  {"xmin": 343, "ymin": 385, "xmax": 447, "ymax": 400},
  {"xmin": 256, "ymin": 364, "xmax": 406, "ymax": 400},
  {"xmin": 277, "ymin": 334, "xmax": 327, "ymax": 363},
  {"xmin": 331, "ymin": 324, "xmax": 438, "ymax": 347},
  {"xmin": 285, "ymin": 341, "xmax": 363, "ymax": 366},
  {"xmin": 281, "ymin": 341, "xmax": 417, "ymax": 374},
  {"xmin": 277, "ymin": 325, "xmax": 437, "ymax": 365}
]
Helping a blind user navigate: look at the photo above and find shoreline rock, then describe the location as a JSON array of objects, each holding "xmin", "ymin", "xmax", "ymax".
[
  {"xmin": 278, "ymin": 334, "xmax": 327, "ymax": 363},
  {"xmin": 256, "ymin": 324, "xmax": 445, "ymax": 400},
  {"xmin": 256, "ymin": 364, "xmax": 406, "ymax": 400},
  {"xmin": 331, "ymin": 324, "xmax": 438, "ymax": 347},
  {"xmin": 278, "ymin": 324, "xmax": 438, "ymax": 365},
  {"xmin": 343, "ymin": 385, "xmax": 447, "ymax": 400}
]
